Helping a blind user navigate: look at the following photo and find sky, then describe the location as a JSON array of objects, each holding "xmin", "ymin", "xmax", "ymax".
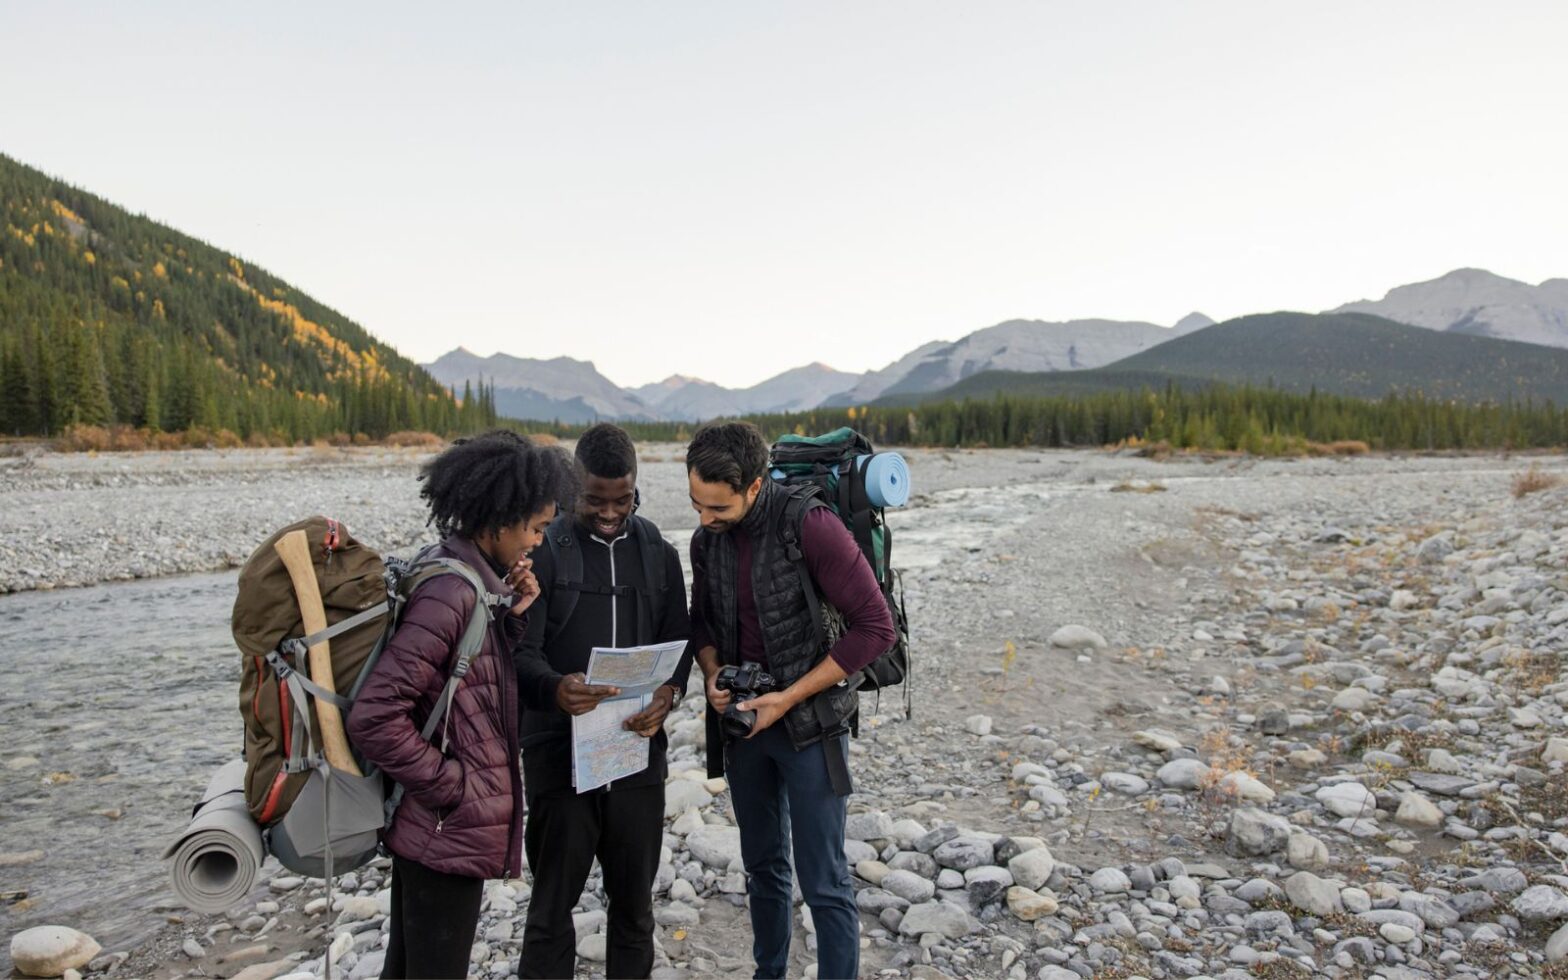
[{"xmin": 3, "ymin": 2, "xmax": 1567, "ymax": 389}]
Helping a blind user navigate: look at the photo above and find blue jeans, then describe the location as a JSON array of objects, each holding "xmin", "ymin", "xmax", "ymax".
[{"xmin": 726, "ymin": 724, "xmax": 858, "ymax": 980}]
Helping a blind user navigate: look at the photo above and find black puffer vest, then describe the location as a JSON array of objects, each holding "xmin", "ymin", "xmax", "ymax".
[{"xmin": 698, "ymin": 481, "xmax": 857, "ymax": 777}]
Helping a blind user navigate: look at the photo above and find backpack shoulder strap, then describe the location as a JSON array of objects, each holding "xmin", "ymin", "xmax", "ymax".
[
  {"xmin": 543, "ymin": 513, "xmax": 582, "ymax": 639},
  {"xmin": 631, "ymin": 515, "xmax": 669, "ymax": 644},
  {"xmin": 778, "ymin": 491, "xmax": 829, "ymax": 653}
]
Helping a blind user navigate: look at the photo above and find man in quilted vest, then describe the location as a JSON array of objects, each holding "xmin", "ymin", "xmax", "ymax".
[{"xmin": 686, "ymin": 422, "xmax": 895, "ymax": 980}]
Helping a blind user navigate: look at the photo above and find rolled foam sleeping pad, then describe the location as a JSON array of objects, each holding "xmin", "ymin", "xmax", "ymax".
[
  {"xmin": 163, "ymin": 759, "xmax": 265, "ymax": 913},
  {"xmin": 858, "ymin": 452, "xmax": 911, "ymax": 508}
]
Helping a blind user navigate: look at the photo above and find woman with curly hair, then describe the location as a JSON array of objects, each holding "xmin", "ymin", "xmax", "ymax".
[{"xmin": 349, "ymin": 430, "xmax": 578, "ymax": 979}]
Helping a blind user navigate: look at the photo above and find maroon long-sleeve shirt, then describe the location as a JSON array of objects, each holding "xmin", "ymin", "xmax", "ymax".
[{"xmin": 689, "ymin": 507, "xmax": 896, "ymax": 674}]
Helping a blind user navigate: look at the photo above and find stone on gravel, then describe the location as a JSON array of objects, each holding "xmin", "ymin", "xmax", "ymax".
[
  {"xmin": 1049, "ymin": 625, "xmax": 1107, "ymax": 650},
  {"xmin": 1006, "ymin": 886, "xmax": 1058, "ymax": 921},
  {"xmin": 1156, "ymin": 758, "xmax": 1210, "ymax": 790},
  {"xmin": 1394, "ymin": 791, "xmax": 1443, "ymax": 829},
  {"xmin": 964, "ymin": 714, "xmax": 993, "ymax": 736},
  {"xmin": 10, "ymin": 927, "xmax": 102, "ymax": 978},
  {"xmin": 1229, "ymin": 808, "xmax": 1292, "ymax": 855},
  {"xmin": 1548, "ymin": 923, "xmax": 1568, "ymax": 963},
  {"xmin": 1089, "ymin": 867, "xmax": 1131, "ymax": 894},
  {"xmin": 881, "ymin": 870, "xmax": 936, "ymax": 905},
  {"xmin": 1007, "ymin": 846, "xmax": 1056, "ymax": 891},
  {"xmin": 1285, "ymin": 872, "xmax": 1343, "ymax": 916},
  {"xmin": 1218, "ymin": 770, "xmax": 1275, "ymax": 803},
  {"xmin": 897, "ymin": 900, "xmax": 977, "ymax": 940},
  {"xmin": 1513, "ymin": 885, "xmax": 1568, "ymax": 922},
  {"xmin": 845, "ymin": 811, "xmax": 895, "ymax": 842},
  {"xmin": 1543, "ymin": 737, "xmax": 1568, "ymax": 765},
  {"xmin": 664, "ymin": 780, "xmax": 713, "ymax": 817},
  {"xmin": 1315, "ymin": 782, "xmax": 1376, "ymax": 818},
  {"xmin": 1286, "ymin": 832, "xmax": 1329, "ymax": 870},
  {"xmin": 685, "ymin": 826, "xmax": 742, "ymax": 869},
  {"xmin": 1100, "ymin": 772, "xmax": 1148, "ymax": 795},
  {"xmin": 933, "ymin": 836, "xmax": 994, "ymax": 871}
]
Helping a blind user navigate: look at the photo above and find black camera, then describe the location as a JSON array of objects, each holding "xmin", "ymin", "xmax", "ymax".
[{"xmin": 715, "ymin": 663, "xmax": 777, "ymax": 739}]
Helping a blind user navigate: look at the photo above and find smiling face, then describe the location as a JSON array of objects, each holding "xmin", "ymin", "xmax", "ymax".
[
  {"xmin": 689, "ymin": 473, "xmax": 762, "ymax": 534},
  {"xmin": 578, "ymin": 472, "xmax": 637, "ymax": 539},
  {"xmin": 481, "ymin": 504, "xmax": 557, "ymax": 568}
]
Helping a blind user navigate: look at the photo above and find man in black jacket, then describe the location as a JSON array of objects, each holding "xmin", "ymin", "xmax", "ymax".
[{"xmin": 515, "ymin": 424, "xmax": 692, "ymax": 980}]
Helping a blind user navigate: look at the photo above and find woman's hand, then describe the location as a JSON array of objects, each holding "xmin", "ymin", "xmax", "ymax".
[{"xmin": 507, "ymin": 557, "xmax": 540, "ymax": 616}]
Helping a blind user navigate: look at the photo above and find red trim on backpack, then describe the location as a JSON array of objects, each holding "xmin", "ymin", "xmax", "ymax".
[
  {"xmin": 257, "ymin": 771, "xmax": 288, "ymax": 824},
  {"xmin": 278, "ymin": 665, "xmax": 292, "ymax": 758}
]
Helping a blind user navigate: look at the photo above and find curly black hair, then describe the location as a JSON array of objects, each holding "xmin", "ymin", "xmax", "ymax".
[
  {"xmin": 575, "ymin": 423, "xmax": 638, "ymax": 479},
  {"xmin": 686, "ymin": 421, "xmax": 769, "ymax": 493},
  {"xmin": 420, "ymin": 429, "xmax": 579, "ymax": 539}
]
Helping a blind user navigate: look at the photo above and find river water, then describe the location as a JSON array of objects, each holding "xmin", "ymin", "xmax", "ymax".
[{"xmin": 0, "ymin": 571, "xmax": 244, "ymax": 965}]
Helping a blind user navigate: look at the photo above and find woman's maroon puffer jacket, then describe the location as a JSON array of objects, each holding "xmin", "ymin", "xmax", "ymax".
[{"xmin": 348, "ymin": 536, "xmax": 526, "ymax": 879}]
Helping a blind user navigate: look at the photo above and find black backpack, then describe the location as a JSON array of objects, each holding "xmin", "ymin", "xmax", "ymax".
[
  {"xmin": 769, "ymin": 428, "xmax": 912, "ymax": 716},
  {"xmin": 542, "ymin": 512, "xmax": 670, "ymax": 644}
]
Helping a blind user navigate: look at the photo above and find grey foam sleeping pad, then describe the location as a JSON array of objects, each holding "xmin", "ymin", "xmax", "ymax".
[{"xmin": 164, "ymin": 759, "xmax": 266, "ymax": 913}]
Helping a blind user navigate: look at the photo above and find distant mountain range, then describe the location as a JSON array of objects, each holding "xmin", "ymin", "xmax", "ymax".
[
  {"xmin": 426, "ymin": 268, "xmax": 1568, "ymax": 421},
  {"xmin": 1334, "ymin": 268, "xmax": 1568, "ymax": 347},
  {"xmin": 896, "ymin": 311, "xmax": 1568, "ymax": 406}
]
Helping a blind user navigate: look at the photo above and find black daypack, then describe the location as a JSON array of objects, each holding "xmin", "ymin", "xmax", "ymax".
[
  {"xmin": 769, "ymin": 428, "xmax": 912, "ymax": 716},
  {"xmin": 542, "ymin": 512, "xmax": 670, "ymax": 644}
]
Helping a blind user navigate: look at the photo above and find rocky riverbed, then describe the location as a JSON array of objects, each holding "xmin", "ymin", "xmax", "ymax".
[{"xmin": 5, "ymin": 447, "xmax": 1568, "ymax": 978}]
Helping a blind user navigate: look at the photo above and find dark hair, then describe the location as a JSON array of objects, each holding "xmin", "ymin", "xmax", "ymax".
[
  {"xmin": 686, "ymin": 422, "xmax": 769, "ymax": 494},
  {"xmin": 575, "ymin": 423, "xmax": 638, "ymax": 480},
  {"xmin": 420, "ymin": 429, "xmax": 579, "ymax": 539}
]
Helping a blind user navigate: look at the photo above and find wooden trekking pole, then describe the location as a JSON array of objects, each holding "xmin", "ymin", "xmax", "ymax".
[{"xmin": 274, "ymin": 529, "xmax": 362, "ymax": 776}]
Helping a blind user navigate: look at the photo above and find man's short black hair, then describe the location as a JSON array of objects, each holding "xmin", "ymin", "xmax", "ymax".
[
  {"xmin": 575, "ymin": 423, "xmax": 638, "ymax": 480},
  {"xmin": 420, "ymin": 429, "xmax": 579, "ymax": 539},
  {"xmin": 686, "ymin": 422, "xmax": 769, "ymax": 494}
]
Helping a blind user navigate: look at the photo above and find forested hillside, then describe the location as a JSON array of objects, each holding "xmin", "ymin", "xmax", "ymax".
[{"xmin": 0, "ymin": 154, "xmax": 494, "ymax": 442}]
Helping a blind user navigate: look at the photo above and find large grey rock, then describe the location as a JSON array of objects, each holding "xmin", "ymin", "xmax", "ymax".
[
  {"xmin": 1513, "ymin": 885, "xmax": 1568, "ymax": 922},
  {"xmin": 933, "ymin": 836, "xmax": 995, "ymax": 871},
  {"xmin": 1089, "ymin": 867, "xmax": 1132, "ymax": 894},
  {"xmin": 1007, "ymin": 846, "xmax": 1056, "ymax": 891},
  {"xmin": 1417, "ymin": 534, "xmax": 1455, "ymax": 563},
  {"xmin": 664, "ymin": 779, "xmax": 713, "ymax": 817},
  {"xmin": 1285, "ymin": 872, "xmax": 1343, "ymax": 916},
  {"xmin": 1229, "ymin": 808, "xmax": 1293, "ymax": 856},
  {"xmin": 1101, "ymin": 772, "xmax": 1149, "ymax": 795},
  {"xmin": 1394, "ymin": 791, "xmax": 1443, "ymax": 829},
  {"xmin": 685, "ymin": 826, "xmax": 742, "ymax": 869},
  {"xmin": 881, "ymin": 869, "xmax": 936, "ymax": 904},
  {"xmin": 1316, "ymin": 782, "xmax": 1376, "ymax": 819},
  {"xmin": 897, "ymin": 900, "xmax": 978, "ymax": 940},
  {"xmin": 845, "ymin": 811, "xmax": 895, "ymax": 842},
  {"xmin": 10, "ymin": 927, "xmax": 102, "ymax": 978},
  {"xmin": 1286, "ymin": 832, "xmax": 1329, "ymax": 870},
  {"xmin": 1156, "ymin": 758, "xmax": 1211, "ymax": 790},
  {"xmin": 1548, "ymin": 922, "xmax": 1568, "ymax": 963}
]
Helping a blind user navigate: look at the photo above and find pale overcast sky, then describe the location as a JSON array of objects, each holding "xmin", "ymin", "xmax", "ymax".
[{"xmin": 3, "ymin": 2, "xmax": 1565, "ymax": 388}]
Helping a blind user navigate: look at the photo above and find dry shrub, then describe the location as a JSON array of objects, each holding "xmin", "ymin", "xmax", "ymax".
[
  {"xmin": 213, "ymin": 429, "xmax": 244, "ymax": 449},
  {"xmin": 56, "ymin": 424, "xmax": 113, "ymax": 452},
  {"xmin": 1512, "ymin": 464, "xmax": 1561, "ymax": 499},
  {"xmin": 1315, "ymin": 440, "xmax": 1370, "ymax": 456},
  {"xmin": 1317, "ymin": 439, "xmax": 1367, "ymax": 454},
  {"xmin": 383, "ymin": 430, "xmax": 445, "ymax": 449},
  {"xmin": 525, "ymin": 432, "xmax": 561, "ymax": 446},
  {"xmin": 1110, "ymin": 480, "xmax": 1168, "ymax": 494}
]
